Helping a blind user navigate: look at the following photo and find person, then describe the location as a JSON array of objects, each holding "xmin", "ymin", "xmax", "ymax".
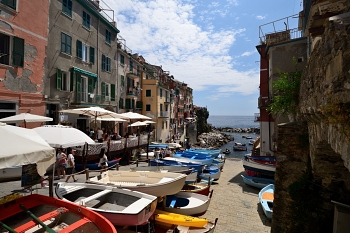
[
  {"xmin": 56, "ymin": 148, "xmax": 67, "ymax": 179},
  {"xmin": 154, "ymin": 148, "xmax": 160, "ymax": 159},
  {"xmin": 165, "ymin": 147, "xmax": 171, "ymax": 157},
  {"xmin": 85, "ymin": 127, "xmax": 90, "ymax": 135},
  {"xmin": 98, "ymin": 148, "xmax": 108, "ymax": 173},
  {"xmin": 65, "ymin": 148, "xmax": 78, "ymax": 182},
  {"xmin": 97, "ymin": 128, "xmax": 103, "ymax": 142}
]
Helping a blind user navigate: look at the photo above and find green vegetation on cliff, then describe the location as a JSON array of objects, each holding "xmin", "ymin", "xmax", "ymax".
[{"xmin": 196, "ymin": 107, "xmax": 211, "ymax": 135}]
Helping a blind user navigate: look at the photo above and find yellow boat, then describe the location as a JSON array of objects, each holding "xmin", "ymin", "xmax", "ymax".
[{"xmin": 154, "ymin": 209, "xmax": 208, "ymax": 227}]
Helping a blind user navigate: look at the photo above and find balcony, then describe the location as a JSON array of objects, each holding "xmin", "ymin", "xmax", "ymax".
[
  {"xmin": 258, "ymin": 96, "xmax": 270, "ymax": 108},
  {"xmin": 159, "ymin": 111, "xmax": 169, "ymax": 118},
  {"xmin": 127, "ymin": 68, "xmax": 140, "ymax": 79},
  {"xmin": 73, "ymin": 92, "xmax": 115, "ymax": 105},
  {"xmin": 126, "ymin": 87, "xmax": 140, "ymax": 97}
]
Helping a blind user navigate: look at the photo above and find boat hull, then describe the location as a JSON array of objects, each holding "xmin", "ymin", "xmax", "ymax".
[
  {"xmin": 242, "ymin": 159, "xmax": 276, "ymax": 176},
  {"xmin": 75, "ymin": 158, "xmax": 120, "ymax": 172},
  {"xmin": 0, "ymin": 193, "xmax": 117, "ymax": 233},
  {"xmin": 163, "ymin": 191, "xmax": 212, "ymax": 217},
  {"xmin": 241, "ymin": 174, "xmax": 274, "ymax": 189},
  {"xmin": 259, "ymin": 184, "xmax": 274, "ymax": 219},
  {"xmin": 181, "ymin": 183, "xmax": 211, "ymax": 196},
  {"xmin": 87, "ymin": 170, "xmax": 187, "ymax": 197},
  {"xmin": 56, "ymin": 182, "xmax": 158, "ymax": 226}
]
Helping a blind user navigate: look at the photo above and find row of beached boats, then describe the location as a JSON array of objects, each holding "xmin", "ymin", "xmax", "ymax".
[
  {"xmin": 0, "ymin": 147, "xmax": 224, "ymax": 233},
  {"xmin": 240, "ymin": 153, "xmax": 276, "ymax": 220}
]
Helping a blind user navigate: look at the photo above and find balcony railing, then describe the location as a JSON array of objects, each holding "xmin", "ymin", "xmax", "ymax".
[
  {"xmin": 159, "ymin": 111, "xmax": 169, "ymax": 118},
  {"xmin": 127, "ymin": 87, "xmax": 141, "ymax": 96},
  {"xmin": 74, "ymin": 92, "xmax": 115, "ymax": 104},
  {"xmin": 258, "ymin": 96, "xmax": 270, "ymax": 108}
]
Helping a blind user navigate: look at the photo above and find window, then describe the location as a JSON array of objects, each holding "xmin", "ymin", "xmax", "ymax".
[
  {"xmin": 120, "ymin": 54, "xmax": 124, "ymax": 65},
  {"xmin": 105, "ymin": 29, "xmax": 111, "ymax": 44},
  {"xmin": 89, "ymin": 47, "xmax": 94, "ymax": 64},
  {"xmin": 111, "ymin": 84, "xmax": 115, "ymax": 101},
  {"xmin": 1, "ymin": 0, "xmax": 17, "ymax": 10},
  {"xmin": 56, "ymin": 68, "xmax": 70, "ymax": 91},
  {"xmin": 82, "ymin": 11, "xmax": 90, "ymax": 29},
  {"xmin": 119, "ymin": 98, "xmax": 124, "ymax": 109},
  {"xmin": 76, "ymin": 40, "xmax": 88, "ymax": 62},
  {"xmin": 146, "ymin": 90, "xmax": 151, "ymax": 97},
  {"xmin": 102, "ymin": 54, "xmax": 111, "ymax": 72},
  {"xmin": 81, "ymin": 76, "xmax": 87, "ymax": 102},
  {"xmin": 160, "ymin": 89, "xmax": 163, "ymax": 98},
  {"xmin": 129, "ymin": 60, "xmax": 133, "ymax": 72},
  {"xmin": 61, "ymin": 32, "xmax": 72, "ymax": 55},
  {"xmin": 162, "ymin": 121, "xmax": 164, "ymax": 129},
  {"xmin": 146, "ymin": 104, "xmax": 151, "ymax": 111},
  {"xmin": 62, "ymin": 0, "xmax": 72, "ymax": 17},
  {"xmin": 121, "ymin": 75, "xmax": 124, "ymax": 87},
  {"xmin": 0, "ymin": 101, "xmax": 17, "ymax": 121},
  {"xmin": 101, "ymin": 82, "xmax": 110, "ymax": 101},
  {"xmin": 0, "ymin": 33, "xmax": 24, "ymax": 67},
  {"xmin": 137, "ymin": 65, "xmax": 140, "ymax": 76}
]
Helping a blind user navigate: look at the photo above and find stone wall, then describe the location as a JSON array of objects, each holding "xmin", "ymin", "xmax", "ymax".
[{"xmin": 272, "ymin": 14, "xmax": 350, "ymax": 233}]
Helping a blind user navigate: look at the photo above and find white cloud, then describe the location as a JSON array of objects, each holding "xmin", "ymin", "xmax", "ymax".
[
  {"xmin": 256, "ymin": 15, "xmax": 266, "ymax": 20},
  {"xmin": 105, "ymin": 0, "xmax": 258, "ymax": 96},
  {"xmin": 241, "ymin": 50, "xmax": 255, "ymax": 57}
]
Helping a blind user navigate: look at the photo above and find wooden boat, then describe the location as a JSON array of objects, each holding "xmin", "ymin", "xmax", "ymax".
[
  {"xmin": 55, "ymin": 182, "xmax": 157, "ymax": 226},
  {"xmin": 242, "ymin": 158, "xmax": 276, "ymax": 176},
  {"xmin": 130, "ymin": 165, "xmax": 194, "ymax": 175},
  {"xmin": 155, "ymin": 217, "xmax": 218, "ymax": 233},
  {"xmin": 181, "ymin": 182, "xmax": 211, "ymax": 196},
  {"xmin": 244, "ymin": 154, "xmax": 276, "ymax": 165},
  {"xmin": 75, "ymin": 158, "xmax": 121, "ymax": 172},
  {"xmin": 199, "ymin": 165, "xmax": 221, "ymax": 181},
  {"xmin": 222, "ymin": 149, "xmax": 230, "ymax": 154},
  {"xmin": 154, "ymin": 209, "xmax": 208, "ymax": 227},
  {"xmin": 162, "ymin": 191, "xmax": 213, "ymax": 216},
  {"xmin": 0, "ymin": 193, "xmax": 117, "ymax": 233},
  {"xmin": 259, "ymin": 184, "xmax": 274, "ymax": 219},
  {"xmin": 163, "ymin": 156, "xmax": 213, "ymax": 166},
  {"xmin": 241, "ymin": 174, "xmax": 274, "ymax": 189},
  {"xmin": 233, "ymin": 143, "xmax": 247, "ymax": 151},
  {"xmin": 87, "ymin": 170, "xmax": 187, "ymax": 197},
  {"xmin": 185, "ymin": 171, "xmax": 199, "ymax": 184}
]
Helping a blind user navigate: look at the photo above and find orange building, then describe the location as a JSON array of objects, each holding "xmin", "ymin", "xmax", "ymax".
[{"xmin": 0, "ymin": 1, "xmax": 49, "ymax": 128}]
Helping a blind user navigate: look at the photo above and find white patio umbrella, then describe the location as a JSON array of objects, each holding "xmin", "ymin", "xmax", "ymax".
[
  {"xmin": 0, "ymin": 123, "xmax": 55, "ymax": 176},
  {"xmin": 143, "ymin": 120, "xmax": 156, "ymax": 124},
  {"xmin": 60, "ymin": 106, "xmax": 124, "ymax": 130},
  {"xmin": 94, "ymin": 117, "xmax": 126, "ymax": 122},
  {"xmin": 0, "ymin": 113, "xmax": 53, "ymax": 128},
  {"xmin": 34, "ymin": 125, "xmax": 95, "ymax": 148},
  {"xmin": 128, "ymin": 121, "xmax": 149, "ymax": 127},
  {"xmin": 118, "ymin": 112, "xmax": 152, "ymax": 120}
]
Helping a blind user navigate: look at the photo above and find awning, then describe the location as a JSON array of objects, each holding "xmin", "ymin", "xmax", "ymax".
[{"xmin": 71, "ymin": 67, "xmax": 97, "ymax": 78}]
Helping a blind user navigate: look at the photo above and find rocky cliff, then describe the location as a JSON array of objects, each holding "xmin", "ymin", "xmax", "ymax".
[{"xmin": 272, "ymin": 15, "xmax": 350, "ymax": 232}]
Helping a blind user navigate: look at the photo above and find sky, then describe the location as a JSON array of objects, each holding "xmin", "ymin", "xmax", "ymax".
[{"xmin": 102, "ymin": 0, "xmax": 303, "ymax": 116}]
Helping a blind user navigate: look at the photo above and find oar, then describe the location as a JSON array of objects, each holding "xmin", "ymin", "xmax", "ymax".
[
  {"xmin": 19, "ymin": 204, "xmax": 56, "ymax": 233},
  {"xmin": 0, "ymin": 221, "xmax": 17, "ymax": 233}
]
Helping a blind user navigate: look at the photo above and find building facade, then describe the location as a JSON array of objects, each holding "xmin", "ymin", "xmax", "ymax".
[
  {"xmin": 0, "ymin": 0, "xmax": 49, "ymax": 128},
  {"xmin": 46, "ymin": 0, "xmax": 119, "ymax": 130}
]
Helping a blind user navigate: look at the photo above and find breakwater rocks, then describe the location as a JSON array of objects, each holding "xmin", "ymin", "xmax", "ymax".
[
  {"xmin": 214, "ymin": 127, "xmax": 260, "ymax": 134},
  {"xmin": 195, "ymin": 130, "xmax": 234, "ymax": 148}
]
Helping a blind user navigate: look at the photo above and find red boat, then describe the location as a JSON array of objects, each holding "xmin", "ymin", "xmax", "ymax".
[
  {"xmin": 244, "ymin": 154, "xmax": 276, "ymax": 165},
  {"xmin": 0, "ymin": 194, "xmax": 117, "ymax": 233}
]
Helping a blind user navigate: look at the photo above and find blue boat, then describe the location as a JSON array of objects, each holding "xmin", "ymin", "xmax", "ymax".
[
  {"xmin": 199, "ymin": 165, "xmax": 221, "ymax": 181},
  {"xmin": 163, "ymin": 156, "xmax": 214, "ymax": 166},
  {"xmin": 173, "ymin": 151, "xmax": 212, "ymax": 160},
  {"xmin": 149, "ymin": 159, "xmax": 205, "ymax": 173},
  {"xmin": 186, "ymin": 148, "xmax": 221, "ymax": 158},
  {"xmin": 259, "ymin": 184, "xmax": 274, "ymax": 219},
  {"xmin": 75, "ymin": 158, "xmax": 121, "ymax": 172},
  {"xmin": 148, "ymin": 144, "xmax": 169, "ymax": 149},
  {"xmin": 241, "ymin": 174, "xmax": 274, "ymax": 189}
]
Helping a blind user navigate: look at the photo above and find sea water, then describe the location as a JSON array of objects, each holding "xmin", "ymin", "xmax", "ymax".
[{"xmin": 207, "ymin": 115, "xmax": 260, "ymax": 159}]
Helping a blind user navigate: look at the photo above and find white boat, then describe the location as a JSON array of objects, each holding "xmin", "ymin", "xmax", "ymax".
[
  {"xmin": 0, "ymin": 166, "xmax": 22, "ymax": 181},
  {"xmin": 162, "ymin": 191, "xmax": 213, "ymax": 216},
  {"xmin": 163, "ymin": 156, "xmax": 213, "ymax": 166},
  {"xmin": 87, "ymin": 170, "xmax": 187, "ymax": 197},
  {"xmin": 130, "ymin": 165, "xmax": 194, "ymax": 175},
  {"xmin": 55, "ymin": 182, "xmax": 158, "ymax": 226},
  {"xmin": 259, "ymin": 184, "xmax": 274, "ymax": 219},
  {"xmin": 242, "ymin": 158, "xmax": 276, "ymax": 176}
]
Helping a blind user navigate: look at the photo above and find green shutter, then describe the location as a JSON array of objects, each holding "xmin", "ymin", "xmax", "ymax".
[
  {"xmin": 102, "ymin": 55, "xmax": 106, "ymax": 70},
  {"xmin": 76, "ymin": 73, "xmax": 81, "ymax": 102},
  {"xmin": 131, "ymin": 99, "xmax": 135, "ymax": 110},
  {"xmin": 111, "ymin": 84, "xmax": 115, "ymax": 101},
  {"xmin": 125, "ymin": 99, "xmax": 130, "ymax": 109},
  {"xmin": 12, "ymin": 37, "xmax": 24, "ymax": 67},
  {"xmin": 76, "ymin": 40, "xmax": 82, "ymax": 58},
  {"xmin": 70, "ymin": 71, "xmax": 74, "ymax": 91},
  {"xmin": 101, "ymin": 82, "xmax": 105, "ymax": 100},
  {"xmin": 121, "ymin": 75, "xmax": 124, "ymax": 87},
  {"xmin": 56, "ymin": 68, "xmax": 62, "ymax": 91},
  {"xmin": 119, "ymin": 98, "xmax": 123, "ymax": 109},
  {"xmin": 90, "ymin": 47, "xmax": 94, "ymax": 64},
  {"xmin": 88, "ymin": 77, "xmax": 93, "ymax": 93}
]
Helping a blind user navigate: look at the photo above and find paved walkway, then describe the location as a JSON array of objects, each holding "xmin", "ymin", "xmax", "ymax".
[{"xmin": 0, "ymin": 159, "xmax": 271, "ymax": 233}]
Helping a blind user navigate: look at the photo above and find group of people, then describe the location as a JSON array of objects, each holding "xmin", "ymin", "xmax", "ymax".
[
  {"xmin": 153, "ymin": 147, "xmax": 172, "ymax": 159},
  {"xmin": 85, "ymin": 127, "xmax": 123, "ymax": 143},
  {"xmin": 55, "ymin": 147, "xmax": 78, "ymax": 182}
]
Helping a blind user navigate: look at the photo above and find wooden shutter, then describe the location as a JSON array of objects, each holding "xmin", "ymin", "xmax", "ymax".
[
  {"xmin": 56, "ymin": 68, "xmax": 62, "ymax": 91},
  {"xmin": 89, "ymin": 47, "xmax": 94, "ymax": 64},
  {"xmin": 101, "ymin": 82, "xmax": 105, "ymax": 100},
  {"xmin": 111, "ymin": 84, "xmax": 115, "ymax": 101},
  {"xmin": 12, "ymin": 37, "xmax": 24, "ymax": 67},
  {"xmin": 76, "ymin": 73, "xmax": 81, "ymax": 102},
  {"xmin": 76, "ymin": 40, "xmax": 82, "ymax": 59},
  {"xmin": 102, "ymin": 54, "xmax": 106, "ymax": 70}
]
